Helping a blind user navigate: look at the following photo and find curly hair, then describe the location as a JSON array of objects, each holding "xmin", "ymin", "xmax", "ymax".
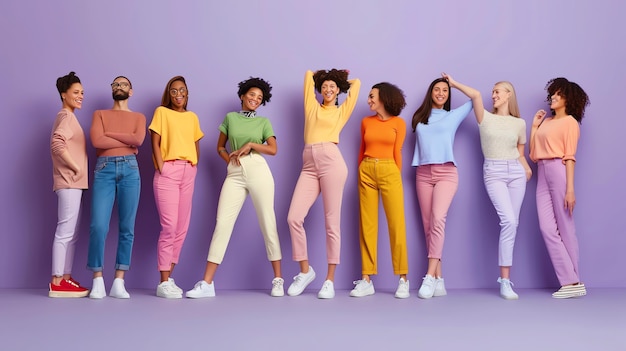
[
  {"xmin": 237, "ymin": 77, "xmax": 272, "ymax": 105},
  {"xmin": 56, "ymin": 71, "xmax": 81, "ymax": 101},
  {"xmin": 313, "ymin": 69, "xmax": 351, "ymax": 94},
  {"xmin": 411, "ymin": 78, "xmax": 451, "ymax": 131},
  {"xmin": 372, "ymin": 82, "xmax": 406, "ymax": 116},
  {"xmin": 161, "ymin": 75, "xmax": 188, "ymax": 111},
  {"xmin": 545, "ymin": 77, "xmax": 590, "ymax": 123}
]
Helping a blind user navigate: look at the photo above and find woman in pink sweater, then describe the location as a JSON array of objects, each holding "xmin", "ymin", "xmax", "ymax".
[{"xmin": 48, "ymin": 72, "xmax": 89, "ymax": 298}]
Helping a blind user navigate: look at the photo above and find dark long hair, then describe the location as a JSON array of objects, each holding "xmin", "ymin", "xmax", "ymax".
[
  {"xmin": 411, "ymin": 78, "xmax": 451, "ymax": 131},
  {"xmin": 545, "ymin": 77, "xmax": 590, "ymax": 123},
  {"xmin": 161, "ymin": 76, "xmax": 188, "ymax": 111}
]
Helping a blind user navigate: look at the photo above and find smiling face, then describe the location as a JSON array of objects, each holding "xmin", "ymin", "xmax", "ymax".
[
  {"xmin": 431, "ymin": 81, "xmax": 449, "ymax": 109},
  {"xmin": 62, "ymin": 82, "xmax": 84, "ymax": 111},
  {"xmin": 321, "ymin": 80, "xmax": 339, "ymax": 105},
  {"xmin": 550, "ymin": 91, "xmax": 566, "ymax": 111},
  {"xmin": 241, "ymin": 87, "xmax": 263, "ymax": 111},
  {"xmin": 169, "ymin": 80, "xmax": 188, "ymax": 112},
  {"xmin": 368, "ymin": 88, "xmax": 384, "ymax": 115},
  {"xmin": 492, "ymin": 84, "xmax": 511, "ymax": 111}
]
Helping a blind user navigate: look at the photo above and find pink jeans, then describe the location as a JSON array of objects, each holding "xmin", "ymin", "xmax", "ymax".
[
  {"xmin": 288, "ymin": 143, "xmax": 347, "ymax": 264},
  {"xmin": 153, "ymin": 160, "xmax": 197, "ymax": 271},
  {"xmin": 415, "ymin": 163, "xmax": 458, "ymax": 259}
]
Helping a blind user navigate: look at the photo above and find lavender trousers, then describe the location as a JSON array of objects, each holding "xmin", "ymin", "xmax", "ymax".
[
  {"xmin": 288, "ymin": 142, "xmax": 348, "ymax": 264},
  {"xmin": 536, "ymin": 158, "xmax": 580, "ymax": 285},
  {"xmin": 483, "ymin": 159, "xmax": 527, "ymax": 267},
  {"xmin": 51, "ymin": 188, "xmax": 83, "ymax": 276}
]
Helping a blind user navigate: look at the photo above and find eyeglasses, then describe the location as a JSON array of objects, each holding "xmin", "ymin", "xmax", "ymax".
[
  {"xmin": 111, "ymin": 82, "xmax": 130, "ymax": 89},
  {"xmin": 170, "ymin": 88, "xmax": 187, "ymax": 96}
]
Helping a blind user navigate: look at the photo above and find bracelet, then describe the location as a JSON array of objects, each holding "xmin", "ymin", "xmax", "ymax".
[{"xmin": 218, "ymin": 148, "xmax": 228, "ymax": 154}]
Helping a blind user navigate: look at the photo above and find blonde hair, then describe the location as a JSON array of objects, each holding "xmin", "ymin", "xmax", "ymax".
[{"xmin": 492, "ymin": 81, "xmax": 520, "ymax": 118}]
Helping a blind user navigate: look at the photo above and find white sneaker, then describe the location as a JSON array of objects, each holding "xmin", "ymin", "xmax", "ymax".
[
  {"xmin": 89, "ymin": 277, "xmax": 106, "ymax": 299},
  {"xmin": 552, "ymin": 283, "xmax": 586, "ymax": 299},
  {"xmin": 271, "ymin": 277, "xmax": 284, "ymax": 297},
  {"xmin": 185, "ymin": 280, "xmax": 215, "ymax": 298},
  {"xmin": 434, "ymin": 277, "xmax": 447, "ymax": 297},
  {"xmin": 497, "ymin": 277, "xmax": 519, "ymax": 300},
  {"xmin": 350, "ymin": 279, "xmax": 375, "ymax": 297},
  {"xmin": 287, "ymin": 266, "xmax": 316, "ymax": 296},
  {"xmin": 110, "ymin": 278, "xmax": 130, "ymax": 299},
  {"xmin": 395, "ymin": 278, "xmax": 410, "ymax": 299},
  {"xmin": 418, "ymin": 275, "xmax": 436, "ymax": 299},
  {"xmin": 157, "ymin": 280, "xmax": 183, "ymax": 299},
  {"xmin": 168, "ymin": 277, "xmax": 183, "ymax": 294},
  {"xmin": 317, "ymin": 280, "xmax": 335, "ymax": 299}
]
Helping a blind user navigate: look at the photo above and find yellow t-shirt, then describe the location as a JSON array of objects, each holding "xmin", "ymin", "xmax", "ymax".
[
  {"xmin": 303, "ymin": 70, "xmax": 361, "ymax": 144},
  {"xmin": 148, "ymin": 106, "xmax": 204, "ymax": 166}
]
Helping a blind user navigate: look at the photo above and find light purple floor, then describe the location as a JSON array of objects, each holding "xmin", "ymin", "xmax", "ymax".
[{"xmin": 2, "ymin": 288, "xmax": 624, "ymax": 350}]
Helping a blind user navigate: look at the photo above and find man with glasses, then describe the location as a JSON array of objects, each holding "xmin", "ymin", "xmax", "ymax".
[{"xmin": 86, "ymin": 76, "xmax": 146, "ymax": 299}]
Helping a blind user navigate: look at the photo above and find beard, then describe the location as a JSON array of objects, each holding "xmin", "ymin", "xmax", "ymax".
[{"xmin": 112, "ymin": 90, "xmax": 130, "ymax": 101}]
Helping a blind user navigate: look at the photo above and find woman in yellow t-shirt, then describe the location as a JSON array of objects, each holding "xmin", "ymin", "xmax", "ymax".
[{"xmin": 149, "ymin": 76, "xmax": 204, "ymax": 299}]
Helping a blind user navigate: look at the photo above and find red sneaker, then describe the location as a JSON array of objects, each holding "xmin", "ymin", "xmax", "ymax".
[{"xmin": 49, "ymin": 279, "xmax": 89, "ymax": 298}]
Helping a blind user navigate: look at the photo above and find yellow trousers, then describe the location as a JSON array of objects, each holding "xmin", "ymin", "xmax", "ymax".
[{"xmin": 358, "ymin": 158, "xmax": 408, "ymax": 275}]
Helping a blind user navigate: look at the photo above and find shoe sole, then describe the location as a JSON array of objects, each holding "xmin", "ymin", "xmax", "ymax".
[
  {"xmin": 417, "ymin": 292, "xmax": 434, "ymax": 299},
  {"xmin": 157, "ymin": 293, "xmax": 183, "ymax": 299},
  {"xmin": 350, "ymin": 290, "xmax": 375, "ymax": 297},
  {"xmin": 395, "ymin": 293, "xmax": 409, "ymax": 299},
  {"xmin": 552, "ymin": 291, "xmax": 586, "ymax": 299},
  {"xmin": 433, "ymin": 290, "xmax": 447, "ymax": 297},
  {"xmin": 49, "ymin": 291, "xmax": 89, "ymax": 298}
]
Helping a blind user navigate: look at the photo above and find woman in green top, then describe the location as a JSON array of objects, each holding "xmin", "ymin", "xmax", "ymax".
[{"xmin": 186, "ymin": 77, "xmax": 284, "ymax": 298}]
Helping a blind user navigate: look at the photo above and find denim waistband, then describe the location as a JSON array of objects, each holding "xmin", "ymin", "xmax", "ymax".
[{"xmin": 97, "ymin": 155, "xmax": 137, "ymax": 162}]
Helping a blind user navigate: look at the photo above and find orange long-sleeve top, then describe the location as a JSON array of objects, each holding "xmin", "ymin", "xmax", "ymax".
[
  {"xmin": 359, "ymin": 115, "xmax": 406, "ymax": 169},
  {"xmin": 530, "ymin": 115, "xmax": 580, "ymax": 163},
  {"xmin": 90, "ymin": 110, "xmax": 147, "ymax": 157}
]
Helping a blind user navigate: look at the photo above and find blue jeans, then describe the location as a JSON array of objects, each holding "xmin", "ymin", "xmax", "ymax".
[{"xmin": 87, "ymin": 155, "xmax": 140, "ymax": 271}]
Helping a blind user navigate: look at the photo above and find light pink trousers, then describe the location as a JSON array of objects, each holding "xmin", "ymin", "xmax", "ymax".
[
  {"xmin": 415, "ymin": 163, "xmax": 458, "ymax": 259},
  {"xmin": 153, "ymin": 160, "xmax": 197, "ymax": 271},
  {"xmin": 288, "ymin": 142, "xmax": 347, "ymax": 264}
]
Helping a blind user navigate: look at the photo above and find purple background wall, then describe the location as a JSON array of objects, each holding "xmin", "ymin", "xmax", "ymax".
[{"xmin": 1, "ymin": 0, "xmax": 623, "ymax": 290}]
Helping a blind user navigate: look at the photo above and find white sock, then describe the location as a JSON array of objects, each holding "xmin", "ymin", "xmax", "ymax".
[
  {"xmin": 110, "ymin": 278, "xmax": 130, "ymax": 299},
  {"xmin": 89, "ymin": 276, "xmax": 106, "ymax": 299}
]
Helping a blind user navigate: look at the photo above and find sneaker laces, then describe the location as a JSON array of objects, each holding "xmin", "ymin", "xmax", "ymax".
[
  {"xmin": 66, "ymin": 279, "xmax": 80, "ymax": 288},
  {"xmin": 272, "ymin": 278, "xmax": 283, "ymax": 288}
]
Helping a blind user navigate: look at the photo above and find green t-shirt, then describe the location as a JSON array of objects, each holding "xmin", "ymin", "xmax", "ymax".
[{"xmin": 219, "ymin": 112, "xmax": 275, "ymax": 151}]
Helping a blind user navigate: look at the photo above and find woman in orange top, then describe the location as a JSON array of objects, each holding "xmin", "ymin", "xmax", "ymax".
[{"xmin": 350, "ymin": 82, "xmax": 409, "ymax": 299}]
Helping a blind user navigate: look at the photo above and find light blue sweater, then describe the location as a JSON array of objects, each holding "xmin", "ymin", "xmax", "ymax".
[{"xmin": 411, "ymin": 100, "xmax": 473, "ymax": 167}]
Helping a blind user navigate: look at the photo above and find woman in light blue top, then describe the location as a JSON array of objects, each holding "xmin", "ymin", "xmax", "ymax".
[{"xmin": 411, "ymin": 73, "xmax": 481, "ymax": 299}]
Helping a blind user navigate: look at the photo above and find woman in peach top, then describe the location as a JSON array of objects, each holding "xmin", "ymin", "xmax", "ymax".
[{"xmin": 530, "ymin": 77, "xmax": 589, "ymax": 299}]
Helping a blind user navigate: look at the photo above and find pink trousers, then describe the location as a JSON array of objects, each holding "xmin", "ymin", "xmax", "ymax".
[
  {"xmin": 288, "ymin": 143, "xmax": 347, "ymax": 264},
  {"xmin": 415, "ymin": 163, "xmax": 458, "ymax": 259},
  {"xmin": 153, "ymin": 160, "xmax": 197, "ymax": 271}
]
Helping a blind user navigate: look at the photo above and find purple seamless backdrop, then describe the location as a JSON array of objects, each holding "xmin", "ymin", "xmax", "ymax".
[{"xmin": 1, "ymin": 0, "xmax": 624, "ymax": 290}]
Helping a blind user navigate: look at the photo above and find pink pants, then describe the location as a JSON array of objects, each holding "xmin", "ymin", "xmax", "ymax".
[
  {"xmin": 153, "ymin": 160, "xmax": 197, "ymax": 271},
  {"xmin": 415, "ymin": 163, "xmax": 458, "ymax": 259},
  {"xmin": 536, "ymin": 159, "xmax": 580, "ymax": 285},
  {"xmin": 288, "ymin": 142, "xmax": 347, "ymax": 264}
]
